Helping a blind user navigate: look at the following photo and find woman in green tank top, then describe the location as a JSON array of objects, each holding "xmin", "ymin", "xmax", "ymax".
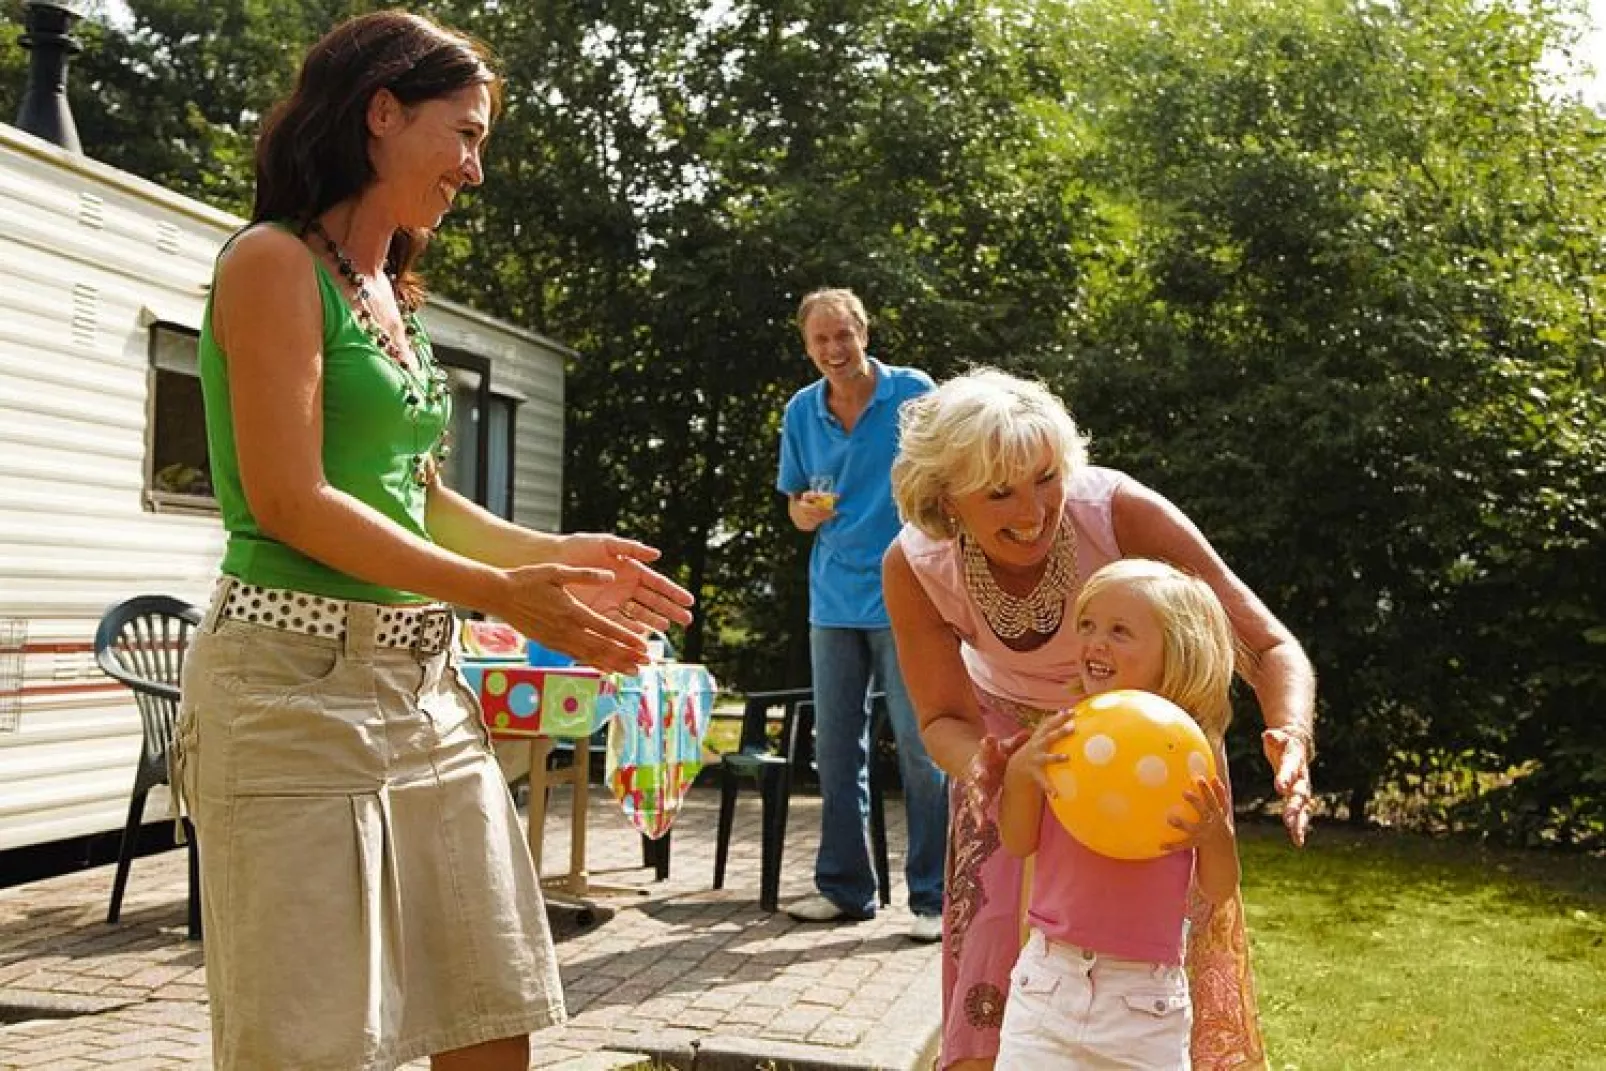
[{"xmin": 175, "ymin": 13, "xmax": 695, "ymax": 1071}]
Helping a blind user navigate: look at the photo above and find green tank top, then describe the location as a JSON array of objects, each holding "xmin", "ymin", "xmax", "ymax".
[{"xmin": 198, "ymin": 225, "xmax": 452, "ymax": 603}]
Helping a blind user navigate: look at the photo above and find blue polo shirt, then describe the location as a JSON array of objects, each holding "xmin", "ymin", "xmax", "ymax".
[{"xmin": 778, "ymin": 358, "xmax": 935, "ymax": 628}]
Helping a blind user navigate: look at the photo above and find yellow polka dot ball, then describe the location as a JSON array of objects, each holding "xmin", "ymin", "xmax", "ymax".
[{"xmin": 1045, "ymin": 689, "xmax": 1216, "ymax": 860}]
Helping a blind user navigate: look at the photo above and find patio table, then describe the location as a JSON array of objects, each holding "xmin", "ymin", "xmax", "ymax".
[{"xmin": 460, "ymin": 660, "xmax": 717, "ymax": 912}]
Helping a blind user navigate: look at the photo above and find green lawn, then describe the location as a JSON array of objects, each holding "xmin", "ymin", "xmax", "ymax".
[
  {"xmin": 705, "ymin": 712, "xmax": 744, "ymax": 756},
  {"xmin": 1242, "ymin": 823, "xmax": 1606, "ymax": 1070}
]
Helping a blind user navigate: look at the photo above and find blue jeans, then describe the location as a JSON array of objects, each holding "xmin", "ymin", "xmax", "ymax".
[{"xmin": 809, "ymin": 626, "xmax": 948, "ymax": 917}]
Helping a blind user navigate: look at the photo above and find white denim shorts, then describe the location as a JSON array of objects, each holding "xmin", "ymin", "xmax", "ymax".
[
  {"xmin": 173, "ymin": 578, "xmax": 565, "ymax": 1071},
  {"xmin": 996, "ymin": 928, "xmax": 1192, "ymax": 1070}
]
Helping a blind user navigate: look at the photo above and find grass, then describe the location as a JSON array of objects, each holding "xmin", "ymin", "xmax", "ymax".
[
  {"xmin": 1242, "ymin": 822, "xmax": 1606, "ymax": 1070},
  {"xmin": 704, "ymin": 712, "xmax": 744, "ymax": 756}
]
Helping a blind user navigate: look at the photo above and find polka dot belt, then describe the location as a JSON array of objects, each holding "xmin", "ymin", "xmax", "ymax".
[{"xmin": 216, "ymin": 581, "xmax": 457, "ymax": 655}]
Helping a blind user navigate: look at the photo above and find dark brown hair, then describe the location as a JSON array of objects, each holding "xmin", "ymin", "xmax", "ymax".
[{"xmin": 252, "ymin": 10, "xmax": 501, "ymax": 307}]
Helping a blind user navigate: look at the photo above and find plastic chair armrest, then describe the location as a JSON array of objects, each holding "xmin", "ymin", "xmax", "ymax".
[{"xmin": 133, "ymin": 680, "xmax": 181, "ymax": 704}]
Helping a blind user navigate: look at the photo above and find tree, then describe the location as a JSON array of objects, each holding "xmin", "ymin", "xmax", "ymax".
[
  {"xmin": 431, "ymin": 0, "xmax": 1094, "ymax": 685},
  {"xmin": 1044, "ymin": 0, "xmax": 1606, "ymax": 839}
]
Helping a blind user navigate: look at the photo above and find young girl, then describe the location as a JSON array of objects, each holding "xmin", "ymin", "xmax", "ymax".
[{"xmin": 995, "ymin": 558, "xmax": 1241, "ymax": 1069}]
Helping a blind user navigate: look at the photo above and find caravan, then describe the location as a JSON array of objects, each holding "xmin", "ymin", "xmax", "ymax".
[{"xmin": 0, "ymin": 117, "xmax": 573, "ymax": 854}]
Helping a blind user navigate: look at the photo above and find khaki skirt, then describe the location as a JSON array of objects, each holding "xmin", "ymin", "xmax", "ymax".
[{"xmin": 173, "ymin": 581, "xmax": 565, "ymax": 1071}]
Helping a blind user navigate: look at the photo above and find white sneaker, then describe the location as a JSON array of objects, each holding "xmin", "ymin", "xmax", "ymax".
[
  {"xmin": 786, "ymin": 894, "xmax": 855, "ymax": 923},
  {"xmin": 909, "ymin": 912, "xmax": 943, "ymax": 943}
]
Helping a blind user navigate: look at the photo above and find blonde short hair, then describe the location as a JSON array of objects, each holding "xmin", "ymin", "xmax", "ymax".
[
  {"xmin": 892, "ymin": 368, "xmax": 1090, "ymax": 540},
  {"xmin": 796, "ymin": 288, "xmax": 869, "ymax": 335},
  {"xmin": 1074, "ymin": 559, "xmax": 1238, "ymax": 742}
]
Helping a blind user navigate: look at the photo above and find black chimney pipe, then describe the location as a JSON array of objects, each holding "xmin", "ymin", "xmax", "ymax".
[{"xmin": 15, "ymin": 1, "xmax": 86, "ymax": 153}]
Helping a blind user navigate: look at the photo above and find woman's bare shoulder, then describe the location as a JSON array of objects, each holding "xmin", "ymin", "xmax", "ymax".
[
  {"xmin": 211, "ymin": 224, "xmax": 322, "ymax": 352},
  {"xmin": 884, "ymin": 536, "xmax": 913, "ymax": 579},
  {"xmin": 216, "ymin": 223, "xmax": 315, "ymax": 287}
]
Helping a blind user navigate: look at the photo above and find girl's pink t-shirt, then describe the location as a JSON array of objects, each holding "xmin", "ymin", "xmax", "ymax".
[
  {"xmin": 899, "ymin": 463, "xmax": 1191, "ymax": 964},
  {"xmin": 1029, "ymin": 811, "xmax": 1193, "ymax": 964}
]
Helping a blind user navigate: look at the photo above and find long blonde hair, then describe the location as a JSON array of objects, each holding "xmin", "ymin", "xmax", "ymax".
[{"xmin": 1075, "ymin": 559, "xmax": 1238, "ymax": 742}]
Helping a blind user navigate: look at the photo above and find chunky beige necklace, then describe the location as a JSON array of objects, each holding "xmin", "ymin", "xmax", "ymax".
[{"xmin": 961, "ymin": 521, "xmax": 1078, "ymax": 640}]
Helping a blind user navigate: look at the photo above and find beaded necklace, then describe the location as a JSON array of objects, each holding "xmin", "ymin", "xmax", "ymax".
[
  {"xmin": 304, "ymin": 217, "xmax": 452, "ymax": 487},
  {"xmin": 960, "ymin": 520, "xmax": 1078, "ymax": 641},
  {"xmin": 305, "ymin": 217, "xmax": 421, "ymax": 366}
]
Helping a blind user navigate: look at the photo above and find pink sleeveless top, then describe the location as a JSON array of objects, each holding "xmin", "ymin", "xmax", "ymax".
[
  {"xmin": 900, "ymin": 464, "xmax": 1194, "ymax": 964},
  {"xmin": 1030, "ymin": 809, "xmax": 1193, "ymax": 963},
  {"xmin": 898, "ymin": 464, "xmax": 1127, "ymax": 711}
]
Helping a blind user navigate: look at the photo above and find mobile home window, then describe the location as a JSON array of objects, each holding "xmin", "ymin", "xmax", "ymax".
[
  {"xmin": 142, "ymin": 328, "xmax": 519, "ymax": 520},
  {"xmin": 145, "ymin": 323, "xmax": 215, "ymax": 513},
  {"xmin": 438, "ymin": 355, "xmax": 519, "ymax": 520}
]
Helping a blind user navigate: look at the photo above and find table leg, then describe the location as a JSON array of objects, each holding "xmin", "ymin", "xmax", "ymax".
[
  {"xmin": 524, "ymin": 735, "xmax": 603, "ymax": 916},
  {"xmin": 525, "ymin": 737, "xmax": 555, "ymax": 875},
  {"xmin": 566, "ymin": 731, "xmax": 655, "ymax": 898},
  {"xmin": 513, "ymin": 730, "xmax": 651, "ymax": 903},
  {"xmin": 568, "ymin": 733, "xmax": 591, "ymax": 896}
]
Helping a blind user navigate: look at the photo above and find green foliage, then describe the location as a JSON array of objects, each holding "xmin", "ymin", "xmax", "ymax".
[
  {"xmin": 1044, "ymin": 0, "xmax": 1606, "ymax": 843},
  {"xmin": 0, "ymin": 4, "xmax": 21, "ymax": 123},
  {"xmin": 427, "ymin": 0, "xmax": 1094, "ymax": 683}
]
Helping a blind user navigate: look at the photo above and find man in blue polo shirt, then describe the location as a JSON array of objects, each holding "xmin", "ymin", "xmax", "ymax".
[{"xmin": 777, "ymin": 287, "xmax": 947, "ymax": 942}]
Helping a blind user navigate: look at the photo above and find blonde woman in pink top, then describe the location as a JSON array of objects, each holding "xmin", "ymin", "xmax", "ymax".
[
  {"xmin": 884, "ymin": 369, "xmax": 1316, "ymax": 1070},
  {"xmin": 996, "ymin": 559, "xmax": 1241, "ymax": 1068}
]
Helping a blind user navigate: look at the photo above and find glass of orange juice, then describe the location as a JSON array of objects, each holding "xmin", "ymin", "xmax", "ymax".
[{"xmin": 808, "ymin": 474, "xmax": 839, "ymax": 511}]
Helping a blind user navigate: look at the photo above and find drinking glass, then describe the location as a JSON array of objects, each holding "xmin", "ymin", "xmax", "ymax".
[{"xmin": 808, "ymin": 474, "xmax": 839, "ymax": 511}]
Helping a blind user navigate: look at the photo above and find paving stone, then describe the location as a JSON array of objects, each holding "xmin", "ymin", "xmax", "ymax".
[
  {"xmin": 0, "ymin": 786, "xmax": 940, "ymax": 1070},
  {"xmin": 688, "ymin": 987, "xmax": 749, "ymax": 1011}
]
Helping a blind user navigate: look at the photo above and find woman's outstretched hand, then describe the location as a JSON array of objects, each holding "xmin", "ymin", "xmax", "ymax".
[
  {"xmin": 559, "ymin": 534, "xmax": 696, "ymax": 634},
  {"xmin": 965, "ymin": 729, "xmax": 1030, "ymax": 808},
  {"xmin": 497, "ymin": 535, "xmax": 695, "ymax": 675}
]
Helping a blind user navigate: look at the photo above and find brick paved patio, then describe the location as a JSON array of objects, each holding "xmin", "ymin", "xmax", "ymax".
[{"xmin": 0, "ymin": 785, "xmax": 941, "ymax": 1070}]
